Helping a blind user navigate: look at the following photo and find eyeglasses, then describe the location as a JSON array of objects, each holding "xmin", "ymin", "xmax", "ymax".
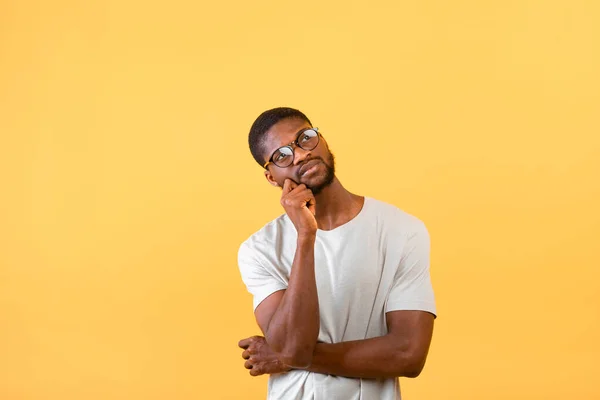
[{"xmin": 263, "ymin": 128, "xmax": 320, "ymax": 169}]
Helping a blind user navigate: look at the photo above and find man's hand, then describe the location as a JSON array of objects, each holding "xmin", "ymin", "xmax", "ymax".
[
  {"xmin": 238, "ymin": 335, "xmax": 292, "ymax": 376},
  {"xmin": 281, "ymin": 179, "xmax": 317, "ymax": 237}
]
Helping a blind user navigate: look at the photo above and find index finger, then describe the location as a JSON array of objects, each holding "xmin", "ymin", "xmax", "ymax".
[
  {"xmin": 282, "ymin": 179, "xmax": 297, "ymax": 194},
  {"xmin": 238, "ymin": 337, "xmax": 252, "ymax": 349}
]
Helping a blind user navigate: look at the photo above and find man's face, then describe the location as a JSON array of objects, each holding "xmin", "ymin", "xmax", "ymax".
[{"xmin": 263, "ymin": 117, "xmax": 335, "ymax": 195}]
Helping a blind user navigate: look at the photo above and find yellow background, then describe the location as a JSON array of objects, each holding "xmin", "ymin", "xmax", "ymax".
[{"xmin": 1, "ymin": 1, "xmax": 599, "ymax": 399}]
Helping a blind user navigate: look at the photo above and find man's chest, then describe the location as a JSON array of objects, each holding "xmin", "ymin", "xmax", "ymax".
[{"xmin": 274, "ymin": 229, "xmax": 389, "ymax": 289}]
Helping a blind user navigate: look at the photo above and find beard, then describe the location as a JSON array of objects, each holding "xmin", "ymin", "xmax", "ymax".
[{"xmin": 298, "ymin": 151, "xmax": 336, "ymax": 195}]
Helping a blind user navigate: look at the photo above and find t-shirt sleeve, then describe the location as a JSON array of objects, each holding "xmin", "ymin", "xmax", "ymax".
[
  {"xmin": 238, "ymin": 241, "xmax": 288, "ymax": 311},
  {"xmin": 385, "ymin": 220, "xmax": 437, "ymax": 317}
]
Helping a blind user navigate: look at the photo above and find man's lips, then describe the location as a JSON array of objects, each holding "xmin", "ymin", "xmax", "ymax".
[{"xmin": 299, "ymin": 159, "xmax": 321, "ymax": 176}]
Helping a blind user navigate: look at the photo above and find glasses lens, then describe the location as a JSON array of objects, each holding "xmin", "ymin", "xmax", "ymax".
[
  {"xmin": 298, "ymin": 129, "xmax": 319, "ymax": 151},
  {"xmin": 272, "ymin": 146, "xmax": 294, "ymax": 167}
]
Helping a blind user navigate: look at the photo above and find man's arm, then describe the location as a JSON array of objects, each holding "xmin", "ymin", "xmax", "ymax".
[
  {"xmin": 240, "ymin": 310, "xmax": 434, "ymax": 378},
  {"xmin": 241, "ymin": 211, "xmax": 435, "ymax": 376},
  {"xmin": 253, "ymin": 180, "xmax": 320, "ymax": 368},
  {"xmin": 254, "ymin": 235, "xmax": 318, "ymax": 368},
  {"xmin": 306, "ymin": 310, "xmax": 434, "ymax": 378},
  {"xmin": 302, "ymin": 218, "xmax": 436, "ymax": 378}
]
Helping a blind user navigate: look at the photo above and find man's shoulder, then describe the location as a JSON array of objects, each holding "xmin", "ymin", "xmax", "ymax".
[
  {"xmin": 238, "ymin": 213, "xmax": 291, "ymax": 254},
  {"xmin": 366, "ymin": 197, "xmax": 426, "ymax": 231}
]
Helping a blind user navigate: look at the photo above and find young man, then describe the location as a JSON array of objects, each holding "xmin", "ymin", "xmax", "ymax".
[{"xmin": 237, "ymin": 107, "xmax": 437, "ymax": 399}]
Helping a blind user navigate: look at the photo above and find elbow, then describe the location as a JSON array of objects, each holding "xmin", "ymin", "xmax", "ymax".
[
  {"xmin": 268, "ymin": 338, "xmax": 314, "ymax": 368},
  {"xmin": 280, "ymin": 354, "xmax": 312, "ymax": 369},
  {"xmin": 278, "ymin": 345, "xmax": 315, "ymax": 369},
  {"xmin": 402, "ymin": 363, "xmax": 424, "ymax": 378},
  {"xmin": 265, "ymin": 323, "xmax": 318, "ymax": 369},
  {"xmin": 395, "ymin": 353, "xmax": 427, "ymax": 378}
]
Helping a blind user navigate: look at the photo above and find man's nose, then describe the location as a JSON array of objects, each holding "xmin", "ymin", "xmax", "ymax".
[{"xmin": 293, "ymin": 146, "xmax": 311, "ymax": 166}]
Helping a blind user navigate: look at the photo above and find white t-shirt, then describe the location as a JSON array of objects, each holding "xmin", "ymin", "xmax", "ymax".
[{"xmin": 238, "ymin": 197, "xmax": 437, "ymax": 400}]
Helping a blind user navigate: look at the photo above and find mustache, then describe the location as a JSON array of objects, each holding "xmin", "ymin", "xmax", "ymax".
[{"xmin": 297, "ymin": 157, "xmax": 325, "ymax": 178}]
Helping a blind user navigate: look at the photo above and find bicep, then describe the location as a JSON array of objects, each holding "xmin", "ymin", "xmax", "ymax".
[
  {"xmin": 386, "ymin": 310, "xmax": 435, "ymax": 359},
  {"xmin": 254, "ymin": 289, "xmax": 286, "ymax": 335},
  {"xmin": 386, "ymin": 222, "xmax": 436, "ymax": 316}
]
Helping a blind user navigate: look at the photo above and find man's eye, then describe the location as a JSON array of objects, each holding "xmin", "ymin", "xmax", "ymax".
[{"xmin": 301, "ymin": 134, "xmax": 311, "ymax": 142}]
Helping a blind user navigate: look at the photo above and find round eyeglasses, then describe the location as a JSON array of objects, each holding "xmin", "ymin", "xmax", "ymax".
[{"xmin": 263, "ymin": 128, "xmax": 320, "ymax": 169}]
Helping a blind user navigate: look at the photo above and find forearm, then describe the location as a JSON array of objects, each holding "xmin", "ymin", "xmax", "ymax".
[
  {"xmin": 265, "ymin": 234, "xmax": 319, "ymax": 367},
  {"xmin": 304, "ymin": 334, "xmax": 423, "ymax": 379}
]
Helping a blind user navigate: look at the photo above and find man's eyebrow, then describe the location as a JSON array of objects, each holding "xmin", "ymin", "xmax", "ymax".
[
  {"xmin": 275, "ymin": 126, "xmax": 312, "ymax": 149},
  {"xmin": 292, "ymin": 126, "xmax": 311, "ymax": 140}
]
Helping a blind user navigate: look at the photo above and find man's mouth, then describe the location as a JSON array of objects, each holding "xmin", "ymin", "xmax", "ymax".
[{"xmin": 299, "ymin": 159, "xmax": 321, "ymax": 176}]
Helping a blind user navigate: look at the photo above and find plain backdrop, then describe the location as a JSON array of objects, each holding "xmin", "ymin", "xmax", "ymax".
[{"xmin": 1, "ymin": 1, "xmax": 599, "ymax": 399}]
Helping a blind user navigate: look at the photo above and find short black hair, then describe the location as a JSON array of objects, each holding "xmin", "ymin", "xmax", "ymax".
[{"xmin": 248, "ymin": 107, "xmax": 312, "ymax": 167}]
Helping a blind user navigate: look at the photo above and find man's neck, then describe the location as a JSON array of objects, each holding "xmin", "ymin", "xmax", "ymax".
[{"xmin": 313, "ymin": 177, "xmax": 364, "ymax": 231}]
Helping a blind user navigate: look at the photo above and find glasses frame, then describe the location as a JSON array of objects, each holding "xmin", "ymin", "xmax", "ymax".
[{"xmin": 263, "ymin": 127, "xmax": 320, "ymax": 169}]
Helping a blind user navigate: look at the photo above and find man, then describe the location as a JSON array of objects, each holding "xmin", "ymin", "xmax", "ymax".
[{"xmin": 237, "ymin": 107, "xmax": 437, "ymax": 399}]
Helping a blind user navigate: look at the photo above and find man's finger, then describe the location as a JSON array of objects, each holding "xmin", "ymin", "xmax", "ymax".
[
  {"xmin": 307, "ymin": 196, "xmax": 316, "ymax": 216},
  {"xmin": 282, "ymin": 179, "xmax": 296, "ymax": 194},
  {"xmin": 238, "ymin": 338, "xmax": 252, "ymax": 349},
  {"xmin": 282, "ymin": 179, "xmax": 291, "ymax": 193},
  {"xmin": 250, "ymin": 366, "xmax": 262, "ymax": 376},
  {"xmin": 242, "ymin": 350, "xmax": 250, "ymax": 360},
  {"xmin": 288, "ymin": 187, "xmax": 312, "ymax": 201},
  {"xmin": 289, "ymin": 189, "xmax": 315, "ymax": 207},
  {"xmin": 244, "ymin": 360, "xmax": 253, "ymax": 370}
]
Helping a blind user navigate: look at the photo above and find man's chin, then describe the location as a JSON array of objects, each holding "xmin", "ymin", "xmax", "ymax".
[
  {"xmin": 299, "ymin": 174, "xmax": 323, "ymax": 188},
  {"xmin": 302, "ymin": 175, "xmax": 333, "ymax": 195},
  {"xmin": 298, "ymin": 158, "xmax": 335, "ymax": 194}
]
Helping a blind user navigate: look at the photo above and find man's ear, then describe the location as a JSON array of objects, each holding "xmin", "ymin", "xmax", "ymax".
[{"xmin": 264, "ymin": 169, "xmax": 280, "ymax": 187}]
